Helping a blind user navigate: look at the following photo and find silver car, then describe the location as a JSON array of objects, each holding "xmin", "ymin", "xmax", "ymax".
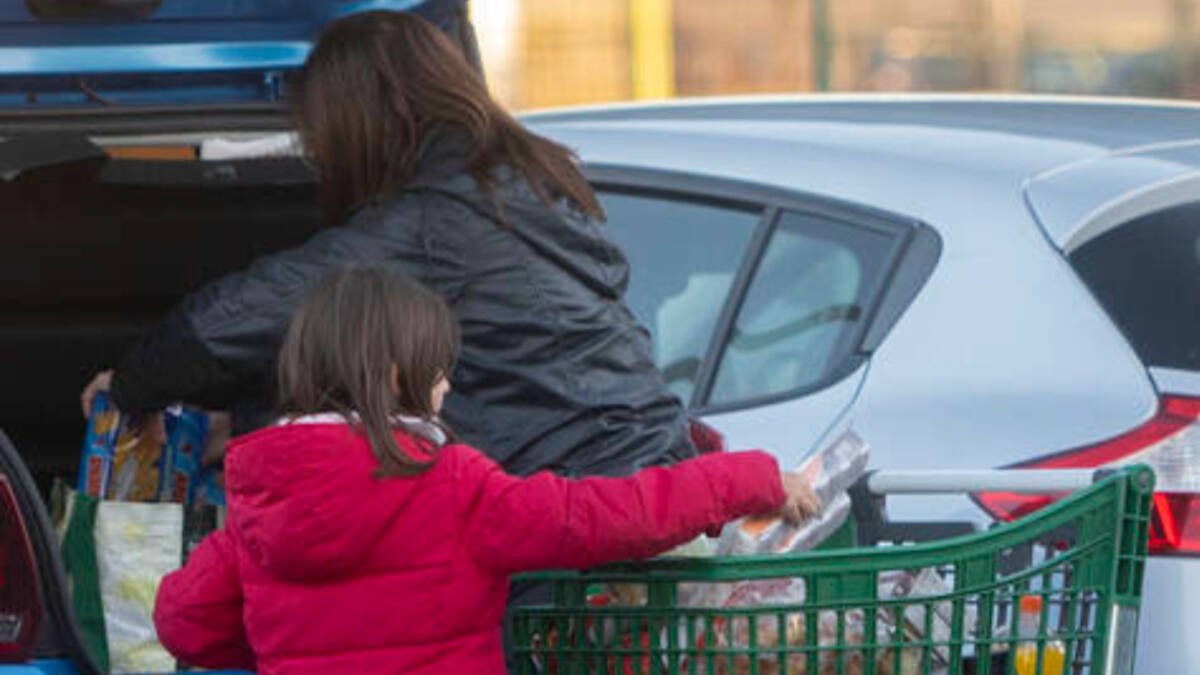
[
  {"xmin": 527, "ymin": 94, "xmax": 1200, "ymax": 675},
  {"xmin": 0, "ymin": 89, "xmax": 1191, "ymax": 672}
]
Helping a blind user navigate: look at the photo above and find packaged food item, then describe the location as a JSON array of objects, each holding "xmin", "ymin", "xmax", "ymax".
[
  {"xmin": 714, "ymin": 513, "xmax": 777, "ymax": 556},
  {"xmin": 108, "ymin": 422, "xmax": 166, "ymax": 502},
  {"xmin": 716, "ymin": 430, "xmax": 868, "ymax": 556},
  {"xmin": 878, "ymin": 568, "xmax": 978, "ymax": 667},
  {"xmin": 162, "ymin": 406, "xmax": 227, "ymax": 559},
  {"xmin": 674, "ymin": 578, "xmax": 926, "ymax": 675},
  {"xmin": 162, "ymin": 406, "xmax": 210, "ymax": 506},
  {"xmin": 676, "ymin": 578, "xmax": 805, "ymax": 674},
  {"xmin": 194, "ymin": 466, "xmax": 226, "ymax": 508},
  {"xmin": 78, "ymin": 391, "xmax": 121, "ymax": 497},
  {"xmin": 201, "ymin": 411, "xmax": 232, "ymax": 467},
  {"xmin": 665, "ymin": 534, "xmax": 716, "ymax": 558},
  {"xmin": 763, "ymin": 491, "xmax": 852, "ymax": 554},
  {"xmin": 1014, "ymin": 595, "xmax": 1064, "ymax": 675},
  {"xmin": 798, "ymin": 429, "xmax": 871, "ymax": 506}
]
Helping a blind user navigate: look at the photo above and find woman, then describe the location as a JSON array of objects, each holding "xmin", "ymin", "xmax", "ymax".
[{"xmin": 81, "ymin": 10, "xmax": 695, "ymax": 480}]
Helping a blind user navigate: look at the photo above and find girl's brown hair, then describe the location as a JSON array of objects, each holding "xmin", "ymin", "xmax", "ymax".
[
  {"xmin": 294, "ymin": 10, "xmax": 603, "ymax": 226},
  {"xmin": 277, "ymin": 266, "xmax": 460, "ymax": 476}
]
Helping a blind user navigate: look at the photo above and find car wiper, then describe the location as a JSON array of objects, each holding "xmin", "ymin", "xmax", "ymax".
[{"xmin": 0, "ymin": 132, "xmax": 106, "ymax": 181}]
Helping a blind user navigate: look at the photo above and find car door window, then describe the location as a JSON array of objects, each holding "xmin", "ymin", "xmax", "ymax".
[
  {"xmin": 598, "ymin": 190, "xmax": 762, "ymax": 403},
  {"xmin": 708, "ymin": 210, "xmax": 895, "ymax": 406}
]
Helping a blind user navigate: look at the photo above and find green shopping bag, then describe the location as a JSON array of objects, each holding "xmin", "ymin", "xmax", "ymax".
[{"xmin": 60, "ymin": 491, "xmax": 109, "ymax": 671}]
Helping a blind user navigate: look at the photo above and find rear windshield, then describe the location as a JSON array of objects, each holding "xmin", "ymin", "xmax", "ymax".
[{"xmin": 1070, "ymin": 201, "xmax": 1200, "ymax": 370}]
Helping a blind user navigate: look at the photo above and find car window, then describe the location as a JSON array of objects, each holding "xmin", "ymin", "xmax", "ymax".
[
  {"xmin": 598, "ymin": 190, "xmax": 762, "ymax": 403},
  {"xmin": 1070, "ymin": 200, "xmax": 1200, "ymax": 370},
  {"xmin": 708, "ymin": 210, "xmax": 895, "ymax": 406}
]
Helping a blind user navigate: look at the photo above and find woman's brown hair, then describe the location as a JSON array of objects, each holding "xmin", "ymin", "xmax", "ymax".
[
  {"xmin": 277, "ymin": 266, "xmax": 460, "ymax": 477},
  {"xmin": 294, "ymin": 10, "xmax": 603, "ymax": 226}
]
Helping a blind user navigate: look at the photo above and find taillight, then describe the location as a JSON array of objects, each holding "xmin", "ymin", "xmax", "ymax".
[
  {"xmin": 0, "ymin": 475, "xmax": 41, "ymax": 661},
  {"xmin": 974, "ymin": 396, "xmax": 1200, "ymax": 557}
]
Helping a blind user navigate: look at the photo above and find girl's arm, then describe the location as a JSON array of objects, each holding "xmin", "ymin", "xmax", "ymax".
[
  {"xmin": 457, "ymin": 448, "xmax": 787, "ymax": 574},
  {"xmin": 154, "ymin": 529, "xmax": 255, "ymax": 670}
]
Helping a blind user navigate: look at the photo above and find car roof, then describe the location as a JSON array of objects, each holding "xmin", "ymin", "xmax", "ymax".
[
  {"xmin": 526, "ymin": 93, "xmax": 1200, "ymax": 151},
  {"xmin": 526, "ymin": 94, "xmax": 1200, "ymax": 244}
]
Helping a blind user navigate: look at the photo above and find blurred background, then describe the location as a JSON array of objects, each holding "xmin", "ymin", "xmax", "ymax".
[{"xmin": 469, "ymin": 0, "xmax": 1200, "ymax": 110}]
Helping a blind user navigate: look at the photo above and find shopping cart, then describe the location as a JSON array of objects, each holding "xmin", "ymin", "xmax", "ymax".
[{"xmin": 511, "ymin": 465, "xmax": 1154, "ymax": 675}]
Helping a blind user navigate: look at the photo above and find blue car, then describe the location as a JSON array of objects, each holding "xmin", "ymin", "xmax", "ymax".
[{"xmin": 0, "ymin": 2, "xmax": 467, "ymax": 673}]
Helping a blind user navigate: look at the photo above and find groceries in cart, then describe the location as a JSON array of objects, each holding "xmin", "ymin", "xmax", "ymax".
[
  {"xmin": 582, "ymin": 569, "xmax": 966, "ymax": 675},
  {"xmin": 60, "ymin": 392, "xmax": 228, "ymax": 673}
]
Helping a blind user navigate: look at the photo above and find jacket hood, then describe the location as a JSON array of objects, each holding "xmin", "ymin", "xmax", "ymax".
[{"xmin": 224, "ymin": 420, "xmax": 436, "ymax": 582}]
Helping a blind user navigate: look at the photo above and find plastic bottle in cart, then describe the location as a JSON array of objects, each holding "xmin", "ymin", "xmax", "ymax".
[{"xmin": 1015, "ymin": 595, "xmax": 1065, "ymax": 675}]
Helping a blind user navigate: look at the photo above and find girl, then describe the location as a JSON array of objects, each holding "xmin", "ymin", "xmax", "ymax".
[{"xmin": 153, "ymin": 267, "xmax": 820, "ymax": 675}]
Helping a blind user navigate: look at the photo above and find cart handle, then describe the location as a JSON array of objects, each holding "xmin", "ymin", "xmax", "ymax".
[{"xmin": 863, "ymin": 468, "xmax": 1113, "ymax": 495}]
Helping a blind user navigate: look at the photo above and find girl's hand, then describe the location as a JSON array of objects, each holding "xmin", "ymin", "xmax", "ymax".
[
  {"xmin": 777, "ymin": 472, "xmax": 822, "ymax": 525},
  {"xmin": 81, "ymin": 370, "xmax": 114, "ymax": 418}
]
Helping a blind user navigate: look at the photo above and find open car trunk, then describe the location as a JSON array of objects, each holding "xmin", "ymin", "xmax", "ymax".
[
  {"xmin": 0, "ymin": 120, "xmax": 316, "ymax": 672},
  {"xmin": 0, "ymin": 123, "xmax": 320, "ymax": 493}
]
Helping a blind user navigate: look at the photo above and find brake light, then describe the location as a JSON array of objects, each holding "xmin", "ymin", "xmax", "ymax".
[
  {"xmin": 974, "ymin": 396, "xmax": 1200, "ymax": 557},
  {"xmin": 0, "ymin": 475, "xmax": 41, "ymax": 662}
]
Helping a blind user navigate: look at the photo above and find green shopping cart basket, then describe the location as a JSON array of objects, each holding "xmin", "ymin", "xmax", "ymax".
[{"xmin": 511, "ymin": 465, "xmax": 1154, "ymax": 675}]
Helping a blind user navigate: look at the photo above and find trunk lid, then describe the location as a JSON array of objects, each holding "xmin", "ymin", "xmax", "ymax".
[{"xmin": 0, "ymin": 0, "xmax": 465, "ymax": 108}]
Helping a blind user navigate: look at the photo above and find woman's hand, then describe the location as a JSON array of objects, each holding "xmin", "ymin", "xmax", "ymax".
[
  {"xmin": 777, "ymin": 472, "xmax": 823, "ymax": 525},
  {"xmin": 81, "ymin": 370, "xmax": 114, "ymax": 418}
]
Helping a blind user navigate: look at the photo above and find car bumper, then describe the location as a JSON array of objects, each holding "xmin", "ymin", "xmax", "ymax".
[
  {"xmin": 0, "ymin": 661, "xmax": 79, "ymax": 675},
  {"xmin": 1135, "ymin": 556, "xmax": 1200, "ymax": 674}
]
